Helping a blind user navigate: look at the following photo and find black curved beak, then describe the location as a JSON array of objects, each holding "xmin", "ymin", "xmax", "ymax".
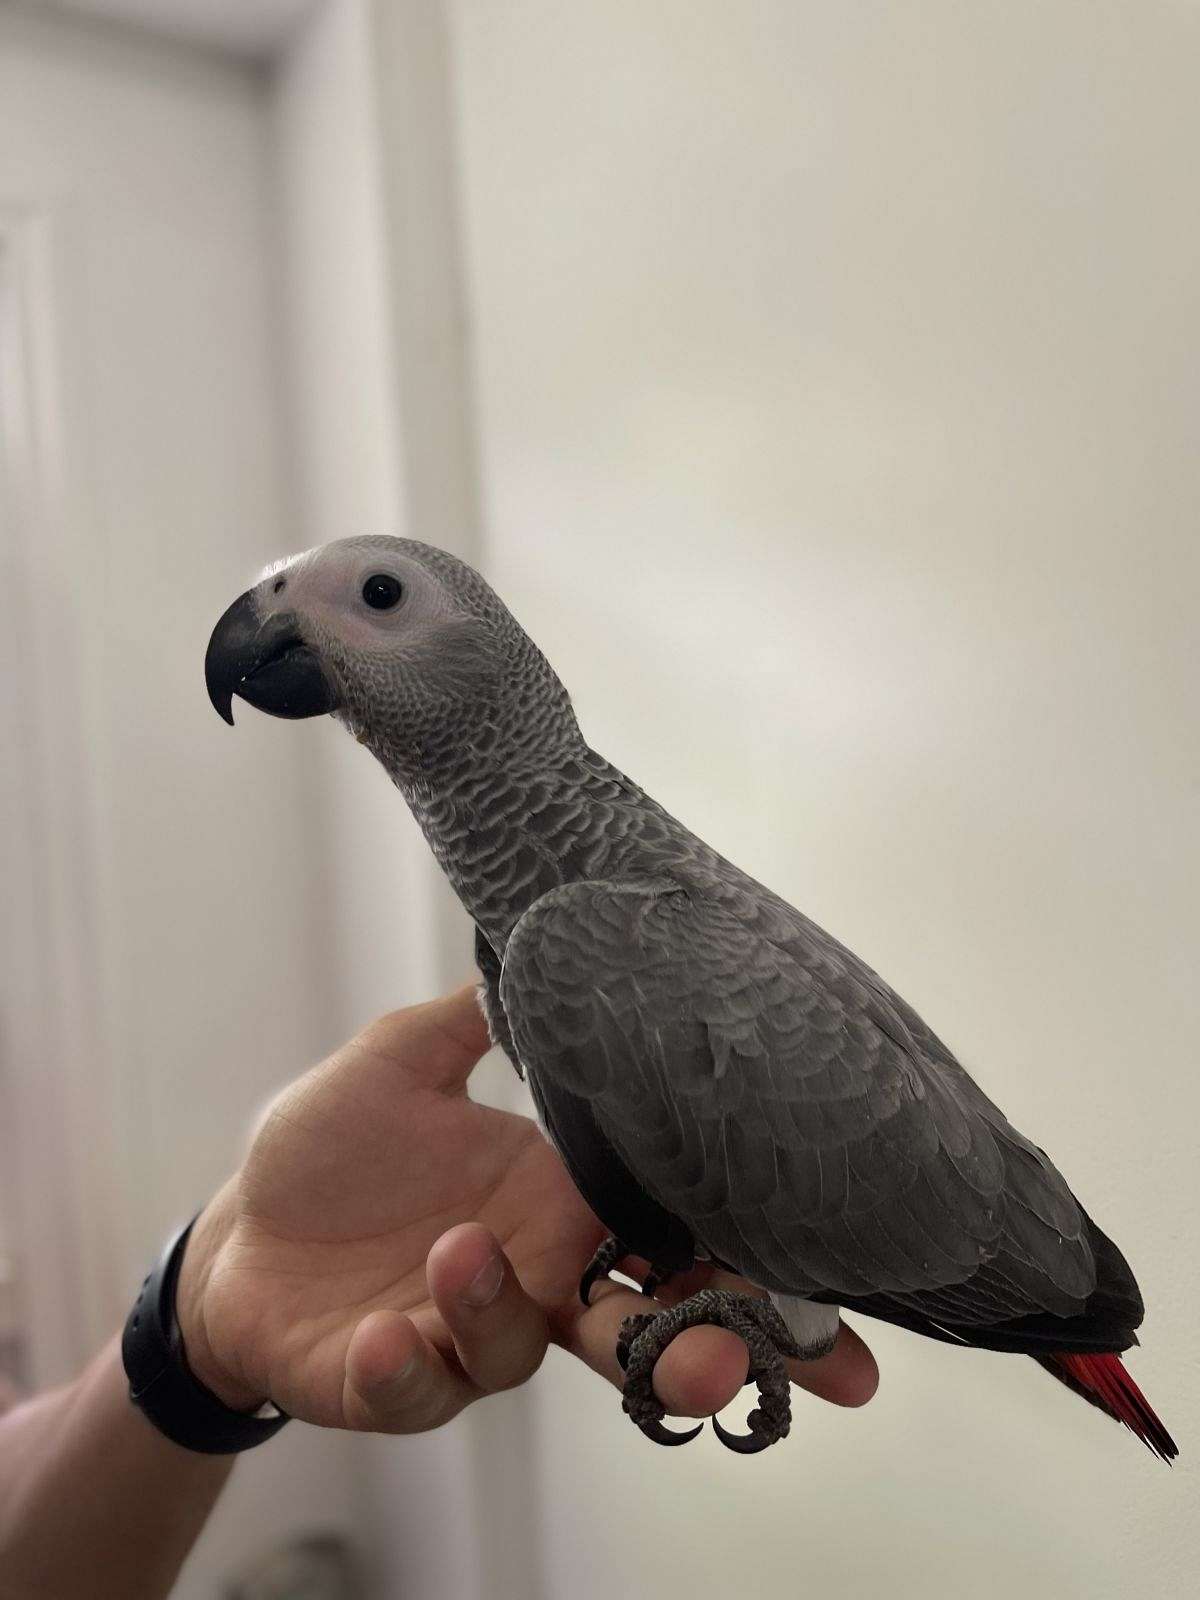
[{"xmin": 205, "ymin": 590, "xmax": 340, "ymax": 725}]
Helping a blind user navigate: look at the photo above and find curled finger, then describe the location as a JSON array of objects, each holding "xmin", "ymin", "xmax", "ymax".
[
  {"xmin": 343, "ymin": 1308, "xmax": 474, "ymax": 1434},
  {"xmin": 426, "ymin": 1223, "xmax": 549, "ymax": 1394}
]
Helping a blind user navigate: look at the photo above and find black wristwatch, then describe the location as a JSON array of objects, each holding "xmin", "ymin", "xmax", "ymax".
[{"xmin": 122, "ymin": 1216, "xmax": 290, "ymax": 1455}]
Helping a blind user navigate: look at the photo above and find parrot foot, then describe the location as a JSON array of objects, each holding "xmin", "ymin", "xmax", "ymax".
[
  {"xmin": 616, "ymin": 1289, "xmax": 803, "ymax": 1454},
  {"xmin": 579, "ymin": 1236, "xmax": 673, "ymax": 1306}
]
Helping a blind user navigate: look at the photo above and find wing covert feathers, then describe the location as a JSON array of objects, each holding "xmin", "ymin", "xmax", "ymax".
[{"xmin": 501, "ymin": 875, "xmax": 1112, "ymax": 1333}]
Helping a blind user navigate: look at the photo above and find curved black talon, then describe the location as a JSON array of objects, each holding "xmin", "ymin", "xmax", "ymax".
[
  {"xmin": 579, "ymin": 1258, "xmax": 607, "ymax": 1307},
  {"xmin": 579, "ymin": 1235, "xmax": 628, "ymax": 1307},
  {"xmin": 712, "ymin": 1411, "xmax": 774, "ymax": 1455},
  {"xmin": 638, "ymin": 1417, "xmax": 705, "ymax": 1447}
]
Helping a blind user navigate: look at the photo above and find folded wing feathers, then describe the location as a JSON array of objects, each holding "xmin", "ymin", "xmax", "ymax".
[{"xmin": 503, "ymin": 877, "xmax": 1102, "ymax": 1321}]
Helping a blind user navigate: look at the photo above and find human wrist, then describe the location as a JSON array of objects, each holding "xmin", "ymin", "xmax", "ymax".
[{"xmin": 172, "ymin": 1187, "xmax": 264, "ymax": 1413}]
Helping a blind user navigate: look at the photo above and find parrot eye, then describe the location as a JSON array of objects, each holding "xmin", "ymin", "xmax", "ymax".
[{"xmin": 362, "ymin": 573, "xmax": 404, "ymax": 611}]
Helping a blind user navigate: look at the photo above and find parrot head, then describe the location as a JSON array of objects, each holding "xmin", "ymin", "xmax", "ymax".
[{"xmin": 205, "ymin": 536, "xmax": 566, "ymax": 763}]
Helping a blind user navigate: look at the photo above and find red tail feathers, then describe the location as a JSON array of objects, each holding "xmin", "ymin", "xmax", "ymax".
[{"xmin": 1042, "ymin": 1352, "xmax": 1177, "ymax": 1462}]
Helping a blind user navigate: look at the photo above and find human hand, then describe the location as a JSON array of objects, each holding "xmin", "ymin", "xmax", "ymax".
[{"xmin": 175, "ymin": 987, "xmax": 877, "ymax": 1433}]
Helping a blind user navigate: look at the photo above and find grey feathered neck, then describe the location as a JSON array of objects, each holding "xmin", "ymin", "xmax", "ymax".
[{"xmin": 338, "ymin": 541, "xmax": 669, "ymax": 946}]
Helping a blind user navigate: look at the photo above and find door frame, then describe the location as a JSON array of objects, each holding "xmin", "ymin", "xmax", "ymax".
[{"xmin": 0, "ymin": 206, "xmax": 120, "ymax": 1387}]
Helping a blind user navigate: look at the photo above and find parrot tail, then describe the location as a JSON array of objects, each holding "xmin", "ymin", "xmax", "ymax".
[{"xmin": 1037, "ymin": 1352, "xmax": 1177, "ymax": 1462}]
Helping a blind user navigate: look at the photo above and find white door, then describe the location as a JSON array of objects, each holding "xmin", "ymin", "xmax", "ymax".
[{"xmin": 0, "ymin": 8, "xmax": 369, "ymax": 1594}]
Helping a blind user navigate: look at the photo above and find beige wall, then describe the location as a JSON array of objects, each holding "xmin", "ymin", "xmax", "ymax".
[{"xmin": 449, "ymin": 2, "xmax": 1198, "ymax": 1595}]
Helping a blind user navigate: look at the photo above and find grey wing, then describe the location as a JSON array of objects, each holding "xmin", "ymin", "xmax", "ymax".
[
  {"xmin": 500, "ymin": 876, "xmax": 1098, "ymax": 1319},
  {"xmin": 476, "ymin": 926, "xmax": 695, "ymax": 1269}
]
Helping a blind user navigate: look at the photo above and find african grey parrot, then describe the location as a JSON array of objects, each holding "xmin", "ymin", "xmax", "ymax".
[{"xmin": 206, "ymin": 536, "xmax": 1175, "ymax": 1459}]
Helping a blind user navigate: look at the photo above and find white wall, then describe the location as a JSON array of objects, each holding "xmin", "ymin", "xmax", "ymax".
[
  {"xmin": 0, "ymin": 7, "xmax": 366, "ymax": 1594},
  {"xmin": 448, "ymin": 2, "xmax": 1198, "ymax": 1596}
]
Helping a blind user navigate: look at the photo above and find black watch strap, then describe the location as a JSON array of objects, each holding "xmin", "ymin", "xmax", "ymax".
[{"xmin": 122, "ymin": 1216, "xmax": 290, "ymax": 1455}]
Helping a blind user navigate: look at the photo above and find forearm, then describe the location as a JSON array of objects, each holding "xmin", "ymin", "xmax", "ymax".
[{"xmin": 0, "ymin": 1336, "xmax": 232, "ymax": 1600}]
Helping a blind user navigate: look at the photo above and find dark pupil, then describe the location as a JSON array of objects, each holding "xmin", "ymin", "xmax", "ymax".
[{"xmin": 362, "ymin": 573, "xmax": 402, "ymax": 610}]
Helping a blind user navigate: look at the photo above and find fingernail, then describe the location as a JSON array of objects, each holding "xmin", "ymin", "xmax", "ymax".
[{"xmin": 460, "ymin": 1252, "xmax": 504, "ymax": 1308}]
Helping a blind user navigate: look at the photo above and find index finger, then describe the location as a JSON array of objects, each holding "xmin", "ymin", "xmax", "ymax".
[{"xmin": 355, "ymin": 984, "xmax": 492, "ymax": 1093}]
